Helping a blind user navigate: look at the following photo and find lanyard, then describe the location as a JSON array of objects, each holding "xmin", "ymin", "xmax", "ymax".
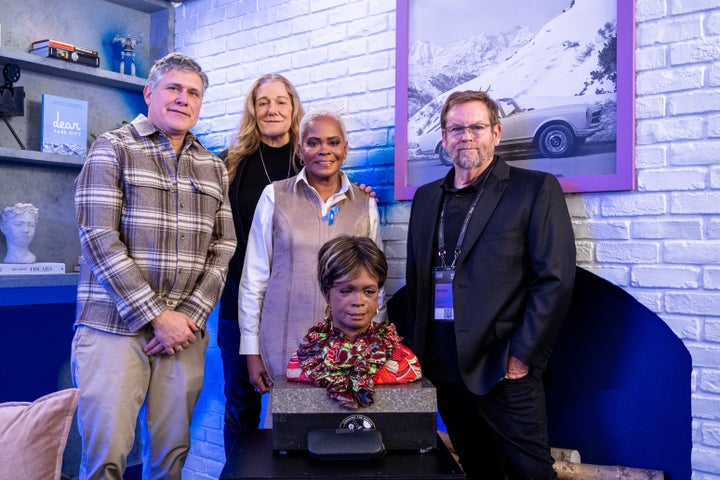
[{"xmin": 437, "ymin": 161, "xmax": 496, "ymax": 269}]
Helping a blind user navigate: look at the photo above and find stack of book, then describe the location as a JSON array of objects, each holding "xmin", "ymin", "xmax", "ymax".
[
  {"xmin": 0, "ymin": 263, "xmax": 66, "ymax": 275},
  {"xmin": 29, "ymin": 39, "xmax": 100, "ymax": 68}
]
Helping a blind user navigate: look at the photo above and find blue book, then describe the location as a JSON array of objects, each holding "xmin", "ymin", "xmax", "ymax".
[{"xmin": 40, "ymin": 94, "xmax": 88, "ymax": 156}]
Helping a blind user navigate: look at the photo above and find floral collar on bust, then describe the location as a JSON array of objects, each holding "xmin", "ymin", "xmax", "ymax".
[{"xmin": 296, "ymin": 315, "xmax": 400, "ymax": 409}]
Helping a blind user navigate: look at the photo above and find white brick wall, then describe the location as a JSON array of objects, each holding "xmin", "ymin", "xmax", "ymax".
[{"xmin": 173, "ymin": 1, "xmax": 720, "ymax": 478}]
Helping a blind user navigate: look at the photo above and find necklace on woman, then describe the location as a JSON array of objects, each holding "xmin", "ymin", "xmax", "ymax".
[{"xmin": 258, "ymin": 145, "xmax": 293, "ymax": 184}]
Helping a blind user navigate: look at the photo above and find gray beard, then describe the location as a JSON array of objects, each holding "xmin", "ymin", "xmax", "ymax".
[{"xmin": 454, "ymin": 150, "xmax": 483, "ymax": 170}]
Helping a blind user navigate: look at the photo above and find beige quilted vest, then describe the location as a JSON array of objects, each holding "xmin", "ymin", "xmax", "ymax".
[{"xmin": 259, "ymin": 178, "xmax": 372, "ymax": 380}]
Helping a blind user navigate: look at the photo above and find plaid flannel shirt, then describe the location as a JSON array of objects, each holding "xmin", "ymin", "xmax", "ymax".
[{"xmin": 74, "ymin": 115, "xmax": 236, "ymax": 335}]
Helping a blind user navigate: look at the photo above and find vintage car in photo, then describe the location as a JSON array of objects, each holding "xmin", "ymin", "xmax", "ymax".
[{"xmin": 412, "ymin": 96, "xmax": 603, "ymax": 165}]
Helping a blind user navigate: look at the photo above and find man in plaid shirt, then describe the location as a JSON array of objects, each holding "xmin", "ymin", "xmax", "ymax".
[{"xmin": 71, "ymin": 53, "xmax": 236, "ymax": 480}]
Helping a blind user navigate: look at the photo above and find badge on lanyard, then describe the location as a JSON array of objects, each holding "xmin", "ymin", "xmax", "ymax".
[
  {"xmin": 433, "ymin": 267, "xmax": 455, "ymax": 321},
  {"xmin": 433, "ymin": 161, "xmax": 495, "ymax": 323}
]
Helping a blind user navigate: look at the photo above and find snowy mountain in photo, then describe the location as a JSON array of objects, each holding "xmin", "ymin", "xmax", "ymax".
[
  {"xmin": 409, "ymin": 0, "xmax": 617, "ymax": 137},
  {"xmin": 408, "ymin": 26, "xmax": 535, "ymax": 116}
]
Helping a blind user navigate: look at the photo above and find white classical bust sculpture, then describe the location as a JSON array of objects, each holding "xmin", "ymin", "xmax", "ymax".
[{"xmin": 0, "ymin": 203, "xmax": 39, "ymax": 264}]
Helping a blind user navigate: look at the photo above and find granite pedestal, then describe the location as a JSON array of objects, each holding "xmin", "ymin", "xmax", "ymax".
[{"xmin": 272, "ymin": 376, "xmax": 437, "ymax": 451}]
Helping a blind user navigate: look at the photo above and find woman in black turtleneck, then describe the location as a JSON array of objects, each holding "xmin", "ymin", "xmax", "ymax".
[{"xmin": 217, "ymin": 74, "xmax": 304, "ymax": 456}]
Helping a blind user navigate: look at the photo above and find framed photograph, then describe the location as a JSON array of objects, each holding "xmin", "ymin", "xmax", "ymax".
[{"xmin": 394, "ymin": 0, "xmax": 635, "ymax": 200}]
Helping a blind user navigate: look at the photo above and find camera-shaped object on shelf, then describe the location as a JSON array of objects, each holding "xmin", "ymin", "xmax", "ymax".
[{"xmin": 0, "ymin": 63, "xmax": 25, "ymax": 117}]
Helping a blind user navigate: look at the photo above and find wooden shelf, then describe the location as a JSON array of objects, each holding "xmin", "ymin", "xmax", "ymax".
[
  {"xmin": 0, "ymin": 47, "xmax": 147, "ymax": 92},
  {"xmin": 105, "ymin": 0, "xmax": 171, "ymax": 13},
  {"xmin": 0, "ymin": 273, "xmax": 78, "ymax": 288},
  {"xmin": 0, "ymin": 146, "xmax": 85, "ymax": 168},
  {"xmin": 0, "ymin": 273, "xmax": 79, "ymax": 306}
]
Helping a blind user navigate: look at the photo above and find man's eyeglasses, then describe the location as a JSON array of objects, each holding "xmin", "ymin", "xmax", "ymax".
[{"xmin": 444, "ymin": 123, "xmax": 494, "ymax": 138}]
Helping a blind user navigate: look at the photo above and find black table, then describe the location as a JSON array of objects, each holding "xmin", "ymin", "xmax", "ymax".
[{"xmin": 220, "ymin": 429, "xmax": 465, "ymax": 479}]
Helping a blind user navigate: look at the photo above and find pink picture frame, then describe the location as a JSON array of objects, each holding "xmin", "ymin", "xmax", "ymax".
[{"xmin": 394, "ymin": 1, "xmax": 635, "ymax": 200}]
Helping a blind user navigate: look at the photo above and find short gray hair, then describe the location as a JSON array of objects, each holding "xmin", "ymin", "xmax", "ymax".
[
  {"xmin": 299, "ymin": 108, "xmax": 348, "ymax": 143},
  {"xmin": 147, "ymin": 52, "xmax": 209, "ymax": 93}
]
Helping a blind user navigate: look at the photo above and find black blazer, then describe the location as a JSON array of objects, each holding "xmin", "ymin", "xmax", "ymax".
[{"xmin": 406, "ymin": 158, "xmax": 576, "ymax": 396}]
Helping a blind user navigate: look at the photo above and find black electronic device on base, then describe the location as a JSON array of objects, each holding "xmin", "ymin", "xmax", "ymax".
[
  {"xmin": 307, "ymin": 428, "xmax": 385, "ymax": 461},
  {"xmin": 0, "ymin": 63, "xmax": 26, "ymax": 149},
  {"xmin": 220, "ymin": 429, "xmax": 465, "ymax": 480},
  {"xmin": 0, "ymin": 86, "xmax": 24, "ymax": 116},
  {"xmin": 0, "ymin": 63, "xmax": 24, "ymax": 117}
]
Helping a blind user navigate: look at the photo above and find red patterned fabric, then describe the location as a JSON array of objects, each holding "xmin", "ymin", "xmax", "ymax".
[{"xmin": 286, "ymin": 316, "xmax": 422, "ymax": 409}]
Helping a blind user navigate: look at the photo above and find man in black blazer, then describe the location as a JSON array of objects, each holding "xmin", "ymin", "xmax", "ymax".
[{"xmin": 406, "ymin": 91, "xmax": 576, "ymax": 479}]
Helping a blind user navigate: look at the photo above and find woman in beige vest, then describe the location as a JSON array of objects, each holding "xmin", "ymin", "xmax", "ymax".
[{"xmin": 238, "ymin": 108, "xmax": 382, "ymax": 424}]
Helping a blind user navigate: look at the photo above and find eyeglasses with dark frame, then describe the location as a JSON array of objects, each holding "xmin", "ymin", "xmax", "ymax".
[{"xmin": 444, "ymin": 123, "xmax": 495, "ymax": 138}]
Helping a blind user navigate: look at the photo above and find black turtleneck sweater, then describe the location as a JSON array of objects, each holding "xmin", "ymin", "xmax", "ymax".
[{"xmin": 218, "ymin": 142, "xmax": 299, "ymax": 351}]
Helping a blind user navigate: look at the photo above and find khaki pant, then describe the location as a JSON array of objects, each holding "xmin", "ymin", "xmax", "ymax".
[{"xmin": 71, "ymin": 325, "xmax": 208, "ymax": 480}]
